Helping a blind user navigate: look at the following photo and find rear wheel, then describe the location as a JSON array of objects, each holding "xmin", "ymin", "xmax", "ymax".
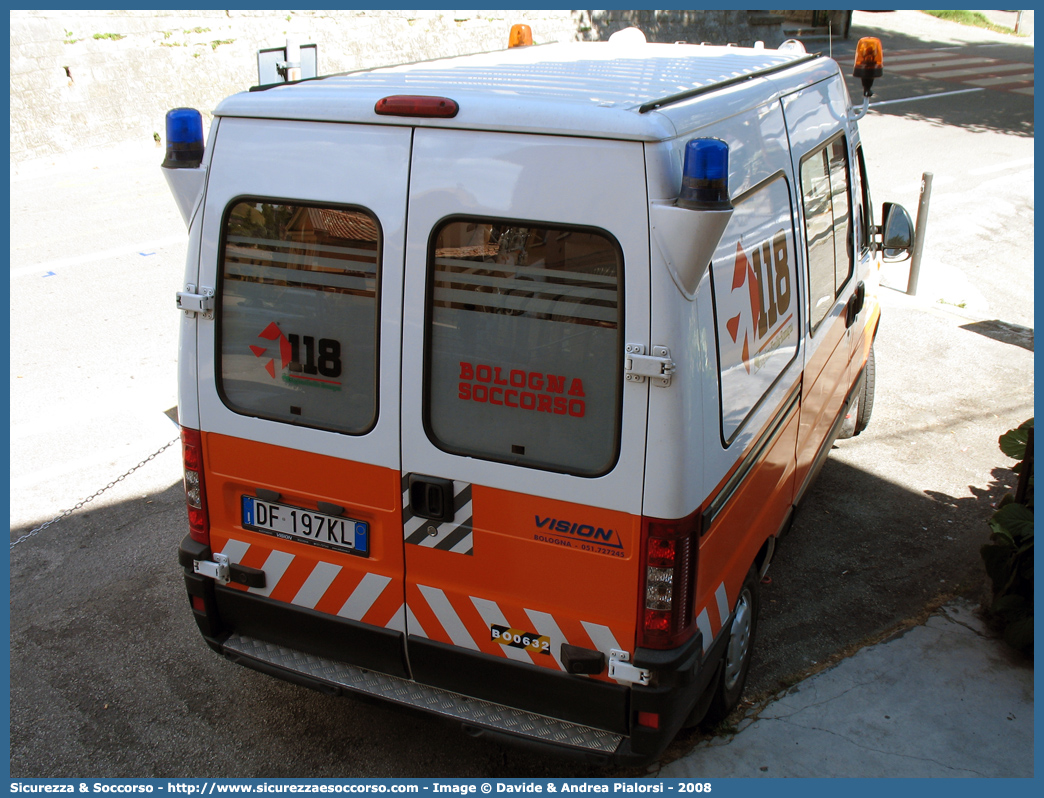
[{"xmin": 701, "ymin": 565, "xmax": 760, "ymax": 727}]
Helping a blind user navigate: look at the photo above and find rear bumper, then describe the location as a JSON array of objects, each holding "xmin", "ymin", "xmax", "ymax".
[
  {"xmin": 223, "ymin": 631, "xmax": 626, "ymax": 758},
  {"xmin": 180, "ymin": 535, "xmax": 719, "ymax": 764}
]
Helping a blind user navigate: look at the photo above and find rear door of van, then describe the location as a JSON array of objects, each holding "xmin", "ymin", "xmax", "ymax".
[
  {"xmin": 194, "ymin": 118, "xmax": 651, "ymax": 722},
  {"xmin": 398, "ymin": 128, "xmax": 651, "ymax": 721},
  {"xmin": 194, "ymin": 117, "xmax": 411, "ymax": 674}
]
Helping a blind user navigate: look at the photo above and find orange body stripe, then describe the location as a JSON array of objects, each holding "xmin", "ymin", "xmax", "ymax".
[
  {"xmin": 266, "ymin": 555, "xmax": 316, "ymax": 604},
  {"xmin": 404, "ymin": 583, "xmax": 451, "ymax": 643},
  {"xmin": 311, "ymin": 569, "xmax": 362, "ymax": 616},
  {"xmin": 362, "ymin": 583, "xmax": 406, "ymax": 628}
]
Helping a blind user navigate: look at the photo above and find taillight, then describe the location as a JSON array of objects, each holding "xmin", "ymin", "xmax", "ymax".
[
  {"xmin": 181, "ymin": 427, "xmax": 210, "ymax": 545},
  {"xmin": 638, "ymin": 511, "xmax": 700, "ymax": 649}
]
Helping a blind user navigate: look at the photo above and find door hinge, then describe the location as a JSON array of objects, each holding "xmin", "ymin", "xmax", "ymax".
[
  {"xmin": 176, "ymin": 285, "xmax": 215, "ymax": 319},
  {"xmin": 608, "ymin": 649, "xmax": 651, "ymax": 686},
  {"xmin": 625, "ymin": 344, "xmax": 675, "ymax": 387},
  {"xmin": 193, "ymin": 552, "xmax": 230, "ymax": 584}
]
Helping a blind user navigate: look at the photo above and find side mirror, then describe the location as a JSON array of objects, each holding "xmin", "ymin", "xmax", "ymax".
[{"xmin": 881, "ymin": 202, "xmax": 914, "ymax": 261}]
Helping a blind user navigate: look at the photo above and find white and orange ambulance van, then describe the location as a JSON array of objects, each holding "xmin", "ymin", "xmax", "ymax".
[{"xmin": 166, "ymin": 29, "xmax": 914, "ymax": 764}]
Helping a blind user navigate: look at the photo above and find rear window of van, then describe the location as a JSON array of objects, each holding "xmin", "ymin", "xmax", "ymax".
[
  {"xmin": 709, "ymin": 175, "xmax": 800, "ymax": 444},
  {"xmin": 424, "ymin": 219, "xmax": 623, "ymax": 476},
  {"xmin": 216, "ymin": 200, "xmax": 380, "ymax": 434}
]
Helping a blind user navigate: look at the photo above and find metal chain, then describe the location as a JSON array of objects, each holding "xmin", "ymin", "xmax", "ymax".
[{"xmin": 10, "ymin": 436, "xmax": 181, "ymax": 550}]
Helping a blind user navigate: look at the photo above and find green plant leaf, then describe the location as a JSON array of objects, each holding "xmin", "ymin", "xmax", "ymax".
[
  {"xmin": 992, "ymin": 502, "xmax": 1034, "ymax": 539},
  {"xmin": 1003, "ymin": 617, "xmax": 1033, "ymax": 655},
  {"xmin": 983, "ymin": 418, "xmax": 1034, "ymax": 657},
  {"xmin": 1015, "ymin": 539, "xmax": 1035, "ymax": 556},
  {"xmin": 992, "ymin": 593, "xmax": 1030, "ymax": 618},
  {"xmin": 999, "ymin": 418, "xmax": 1034, "ymax": 459},
  {"xmin": 981, "ymin": 542, "xmax": 1013, "ymax": 588},
  {"xmin": 987, "ymin": 519, "xmax": 1015, "ymax": 545}
]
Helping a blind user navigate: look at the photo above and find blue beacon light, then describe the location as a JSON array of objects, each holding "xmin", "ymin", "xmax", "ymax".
[
  {"xmin": 677, "ymin": 138, "xmax": 731, "ymax": 211},
  {"xmin": 162, "ymin": 108, "xmax": 205, "ymax": 169}
]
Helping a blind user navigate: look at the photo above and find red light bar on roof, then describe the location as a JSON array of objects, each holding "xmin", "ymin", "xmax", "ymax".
[{"xmin": 374, "ymin": 95, "xmax": 459, "ymax": 118}]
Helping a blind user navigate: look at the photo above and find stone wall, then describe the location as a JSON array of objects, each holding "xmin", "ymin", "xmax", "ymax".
[
  {"xmin": 583, "ymin": 9, "xmax": 785, "ymax": 46},
  {"xmin": 10, "ymin": 10, "xmax": 784, "ymax": 164}
]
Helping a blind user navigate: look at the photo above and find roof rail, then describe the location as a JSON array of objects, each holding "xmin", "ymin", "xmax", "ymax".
[{"xmin": 638, "ymin": 52, "xmax": 820, "ymax": 114}]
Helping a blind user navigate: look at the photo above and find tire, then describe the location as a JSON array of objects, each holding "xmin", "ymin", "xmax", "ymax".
[
  {"xmin": 701, "ymin": 565, "xmax": 760, "ymax": 727},
  {"xmin": 838, "ymin": 343, "xmax": 876, "ymax": 439},
  {"xmin": 854, "ymin": 344, "xmax": 875, "ymax": 434}
]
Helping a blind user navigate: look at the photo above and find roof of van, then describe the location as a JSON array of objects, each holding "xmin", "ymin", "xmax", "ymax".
[{"xmin": 214, "ymin": 37, "xmax": 842, "ymax": 142}]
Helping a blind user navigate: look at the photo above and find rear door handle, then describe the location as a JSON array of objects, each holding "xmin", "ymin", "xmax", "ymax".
[
  {"xmin": 407, "ymin": 474, "xmax": 455, "ymax": 523},
  {"xmin": 846, "ymin": 281, "xmax": 866, "ymax": 328}
]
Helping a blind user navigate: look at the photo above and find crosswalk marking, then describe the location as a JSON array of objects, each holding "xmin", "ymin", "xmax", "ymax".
[
  {"xmin": 928, "ymin": 63, "xmax": 1035, "ymax": 80},
  {"xmin": 966, "ymin": 75, "xmax": 1034, "ymax": 88},
  {"xmin": 883, "ymin": 49, "xmax": 1033, "ymax": 94},
  {"xmin": 885, "ymin": 50, "xmax": 965, "ymax": 63},
  {"xmin": 889, "ymin": 57, "xmax": 995, "ymax": 71}
]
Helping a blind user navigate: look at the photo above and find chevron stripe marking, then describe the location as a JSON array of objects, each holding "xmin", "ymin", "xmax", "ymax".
[
  {"xmin": 235, "ymin": 539, "xmax": 274, "ymax": 575},
  {"xmin": 386, "ymin": 604, "xmax": 407, "ymax": 634},
  {"xmin": 218, "ymin": 537, "xmax": 251, "ymax": 565},
  {"xmin": 472, "ymin": 597, "xmax": 537, "ymax": 662},
  {"xmin": 418, "ymin": 584, "xmax": 479, "ymax": 650},
  {"xmin": 714, "ymin": 582, "xmax": 731, "ymax": 627},
  {"xmin": 338, "ymin": 571, "xmax": 393, "ymax": 621},
  {"xmin": 580, "ymin": 622, "xmax": 621, "ymax": 656},
  {"xmin": 252, "ymin": 550, "xmax": 294, "ymax": 598},
  {"xmin": 428, "ymin": 516, "xmax": 474, "ymax": 552},
  {"xmin": 695, "ymin": 609, "xmax": 713, "ymax": 653},
  {"xmin": 525, "ymin": 609, "xmax": 568, "ymax": 670},
  {"xmin": 291, "ymin": 561, "xmax": 342, "ymax": 609},
  {"xmin": 267, "ymin": 554, "xmax": 319, "ymax": 603}
]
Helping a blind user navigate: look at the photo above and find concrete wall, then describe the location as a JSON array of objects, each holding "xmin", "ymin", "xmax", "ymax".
[
  {"xmin": 10, "ymin": 10, "xmax": 784, "ymax": 164},
  {"xmin": 584, "ymin": 9, "xmax": 785, "ymax": 45}
]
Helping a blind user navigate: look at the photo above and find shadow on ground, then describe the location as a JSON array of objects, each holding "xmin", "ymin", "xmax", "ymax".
[
  {"xmin": 960, "ymin": 319, "xmax": 1034, "ymax": 351},
  {"xmin": 10, "ymin": 448, "xmax": 1011, "ymax": 777}
]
